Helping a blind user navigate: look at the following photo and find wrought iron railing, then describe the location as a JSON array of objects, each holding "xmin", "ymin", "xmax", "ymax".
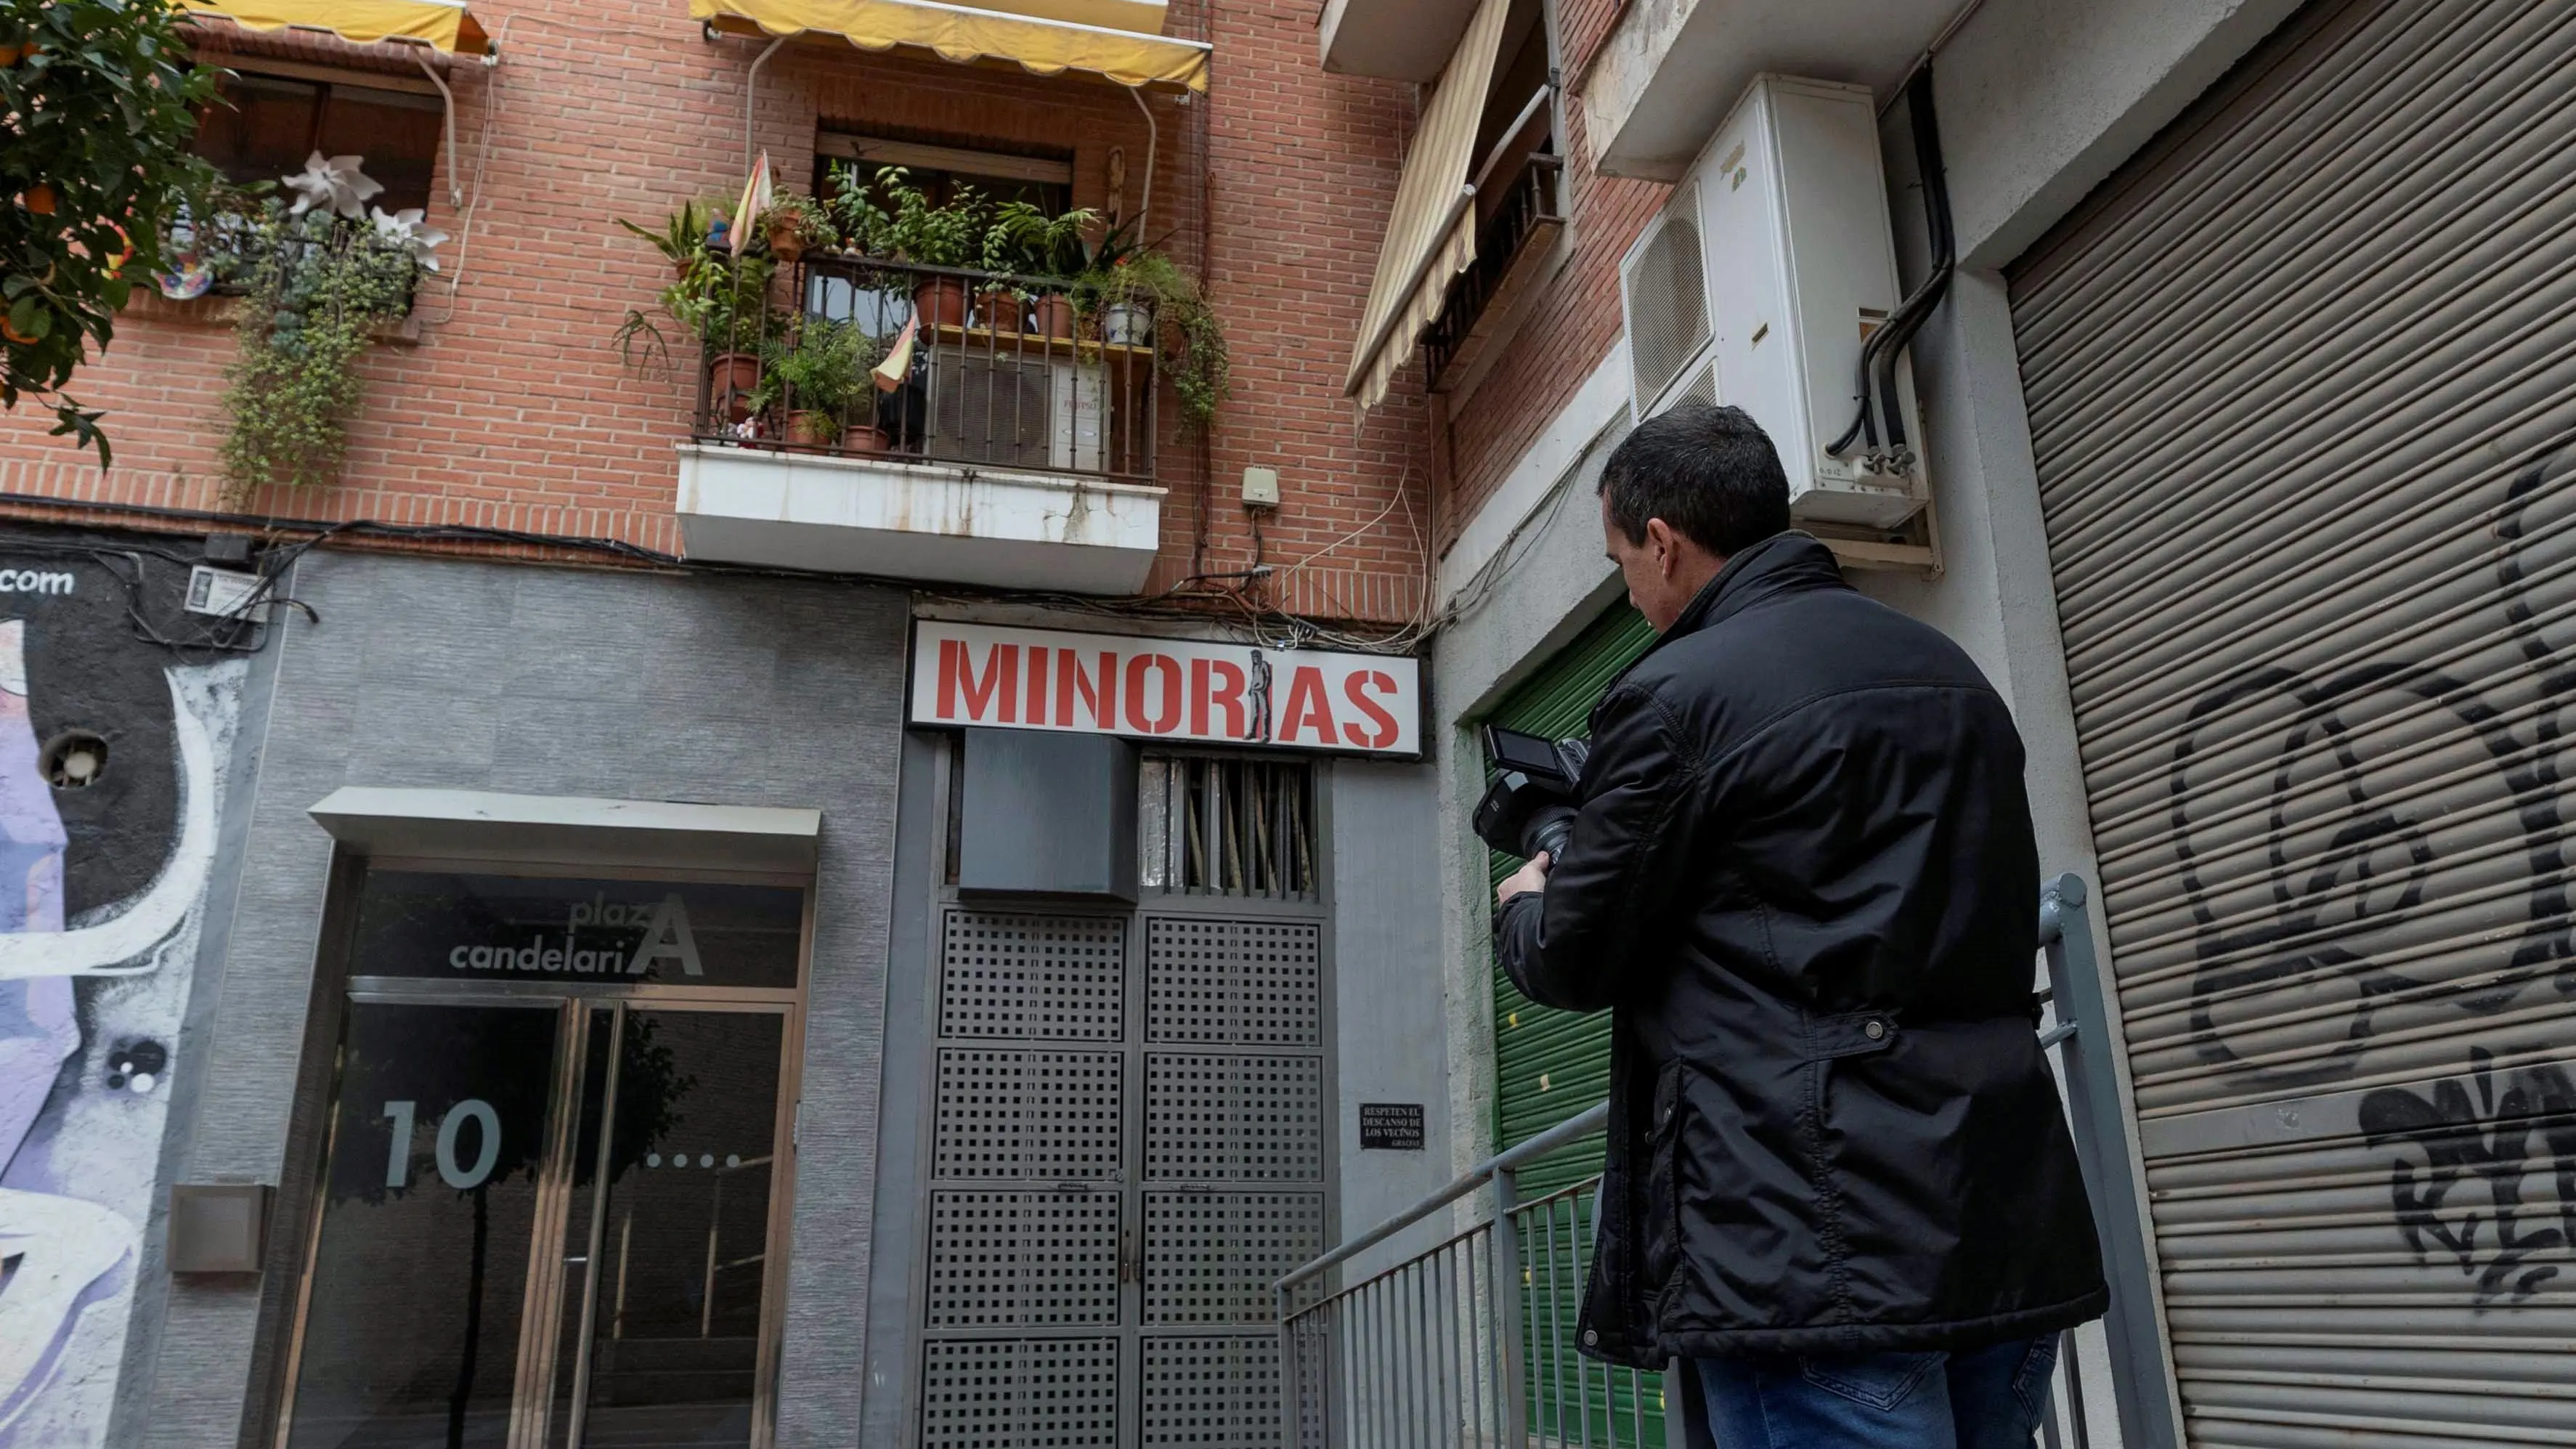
[
  {"xmin": 687, "ymin": 253, "xmax": 1159, "ymax": 484},
  {"xmin": 1276, "ymin": 874, "xmax": 2180, "ymax": 1449}
]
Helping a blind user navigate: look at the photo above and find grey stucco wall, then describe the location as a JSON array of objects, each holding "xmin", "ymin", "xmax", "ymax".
[
  {"xmin": 1328, "ymin": 760, "xmax": 1455, "ymax": 1275},
  {"xmin": 141, "ymin": 550, "xmax": 907, "ymax": 1449}
]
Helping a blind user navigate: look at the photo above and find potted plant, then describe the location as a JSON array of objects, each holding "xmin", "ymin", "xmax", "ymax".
[
  {"xmin": 658, "ymin": 252, "xmax": 781, "ymax": 421},
  {"xmin": 1086, "ymin": 247, "xmax": 1230, "ymax": 427},
  {"xmin": 617, "ymin": 198, "xmax": 723, "ymax": 280},
  {"xmin": 986, "ymin": 200, "xmax": 1101, "ymax": 339},
  {"xmin": 825, "ymin": 161, "xmax": 897, "ymax": 259},
  {"xmin": 878, "ymin": 167, "xmax": 984, "ymax": 330},
  {"xmin": 759, "ymin": 192, "xmax": 834, "ymax": 266},
  {"xmin": 752, "ymin": 316, "xmax": 879, "ymax": 448}
]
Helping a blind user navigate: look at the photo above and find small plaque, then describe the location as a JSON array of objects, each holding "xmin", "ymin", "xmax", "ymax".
[{"xmin": 1359, "ymin": 1103, "xmax": 1425, "ymax": 1151}]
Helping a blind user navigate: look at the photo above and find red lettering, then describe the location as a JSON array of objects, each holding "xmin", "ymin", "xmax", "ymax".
[
  {"xmin": 1025, "ymin": 643, "xmax": 1049, "ymax": 723},
  {"xmin": 937, "ymin": 639, "xmax": 1018, "ymax": 723},
  {"xmin": 1057, "ymin": 649, "xmax": 1119, "ymax": 729},
  {"xmin": 1341, "ymin": 669, "xmax": 1401, "ymax": 750},
  {"xmin": 1280, "ymin": 665, "xmax": 1338, "ymax": 745},
  {"xmin": 1193, "ymin": 657, "xmax": 1248, "ymax": 739},
  {"xmin": 1126, "ymin": 653, "xmax": 1183, "ymax": 734}
]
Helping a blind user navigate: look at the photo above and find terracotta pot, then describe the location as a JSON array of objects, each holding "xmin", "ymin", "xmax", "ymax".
[
  {"xmin": 840, "ymin": 424, "xmax": 890, "ymax": 455},
  {"xmin": 912, "ymin": 277, "xmax": 969, "ymax": 329},
  {"xmin": 1031, "ymin": 293, "xmax": 1078, "ymax": 340},
  {"xmin": 975, "ymin": 287, "xmax": 1022, "ymax": 331},
  {"xmin": 768, "ymin": 227, "xmax": 805, "ymax": 265},
  {"xmin": 785, "ymin": 410, "xmax": 837, "ymax": 447},
  {"xmin": 709, "ymin": 351, "xmax": 761, "ymax": 422}
]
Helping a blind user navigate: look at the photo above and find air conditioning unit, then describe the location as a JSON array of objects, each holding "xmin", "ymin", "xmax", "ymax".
[
  {"xmin": 927, "ymin": 353, "xmax": 1105, "ymax": 474},
  {"xmin": 1617, "ymin": 75, "xmax": 1927, "ymax": 530}
]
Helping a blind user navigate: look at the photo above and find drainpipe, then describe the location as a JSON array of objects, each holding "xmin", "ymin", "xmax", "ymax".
[
  {"xmin": 1127, "ymin": 84, "xmax": 1158, "ymax": 241},
  {"xmin": 414, "ymin": 50, "xmax": 464, "ymax": 209},
  {"xmin": 744, "ymin": 34, "xmax": 788, "ymax": 175}
]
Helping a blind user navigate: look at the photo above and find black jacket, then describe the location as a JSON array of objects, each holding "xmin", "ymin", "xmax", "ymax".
[{"xmin": 1495, "ymin": 532, "xmax": 2107, "ymax": 1365}]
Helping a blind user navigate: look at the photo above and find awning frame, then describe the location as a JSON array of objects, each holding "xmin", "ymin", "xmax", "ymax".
[{"xmin": 696, "ymin": 0, "xmax": 1211, "ymax": 94}]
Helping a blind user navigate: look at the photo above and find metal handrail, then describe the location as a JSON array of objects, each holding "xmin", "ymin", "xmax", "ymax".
[
  {"xmin": 1276, "ymin": 1100, "xmax": 1606, "ymax": 1294},
  {"xmin": 1277, "ymin": 874, "xmax": 2184, "ymax": 1449}
]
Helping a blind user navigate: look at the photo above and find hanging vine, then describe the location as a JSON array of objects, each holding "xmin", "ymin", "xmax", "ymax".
[{"xmin": 216, "ymin": 203, "xmax": 415, "ymax": 503}]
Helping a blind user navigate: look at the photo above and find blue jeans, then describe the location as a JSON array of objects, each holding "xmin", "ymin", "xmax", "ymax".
[{"xmin": 1694, "ymin": 1334, "xmax": 2060, "ymax": 1449}]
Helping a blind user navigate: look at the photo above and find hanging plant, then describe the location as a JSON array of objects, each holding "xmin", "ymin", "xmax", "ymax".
[
  {"xmin": 217, "ymin": 200, "xmax": 416, "ymax": 503},
  {"xmin": 1087, "ymin": 249, "xmax": 1230, "ymax": 429}
]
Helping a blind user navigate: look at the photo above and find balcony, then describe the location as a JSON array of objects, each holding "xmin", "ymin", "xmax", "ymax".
[
  {"xmin": 672, "ymin": 253, "xmax": 1167, "ymax": 593},
  {"xmin": 1422, "ymin": 87, "xmax": 1565, "ymax": 395}
]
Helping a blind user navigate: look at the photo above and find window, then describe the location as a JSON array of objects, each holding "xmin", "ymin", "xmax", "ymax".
[
  {"xmin": 1139, "ymin": 757, "xmax": 1319, "ymax": 901},
  {"xmin": 1423, "ymin": 0, "xmax": 1567, "ymax": 392},
  {"xmin": 812, "ymin": 134, "xmax": 1073, "ymax": 222},
  {"xmin": 194, "ymin": 70, "xmax": 444, "ymax": 214}
]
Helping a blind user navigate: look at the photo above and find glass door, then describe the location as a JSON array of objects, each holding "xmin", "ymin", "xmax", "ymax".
[
  {"xmin": 284, "ymin": 999, "xmax": 570, "ymax": 1449},
  {"xmin": 279, "ymin": 869, "xmax": 803, "ymax": 1449}
]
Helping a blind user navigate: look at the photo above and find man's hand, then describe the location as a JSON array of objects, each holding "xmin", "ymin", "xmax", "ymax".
[{"xmin": 1496, "ymin": 851, "xmax": 1551, "ymax": 909}]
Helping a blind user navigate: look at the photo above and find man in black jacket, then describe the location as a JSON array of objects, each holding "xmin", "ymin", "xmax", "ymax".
[{"xmin": 1493, "ymin": 403, "xmax": 2106, "ymax": 1448}]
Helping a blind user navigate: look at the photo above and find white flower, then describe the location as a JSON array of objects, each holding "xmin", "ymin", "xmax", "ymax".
[
  {"xmin": 283, "ymin": 152, "xmax": 384, "ymax": 220},
  {"xmin": 370, "ymin": 206, "xmax": 450, "ymax": 272}
]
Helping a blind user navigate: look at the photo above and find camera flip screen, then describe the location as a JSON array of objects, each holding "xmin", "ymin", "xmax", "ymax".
[{"xmin": 1483, "ymin": 726, "xmax": 1568, "ymax": 780}]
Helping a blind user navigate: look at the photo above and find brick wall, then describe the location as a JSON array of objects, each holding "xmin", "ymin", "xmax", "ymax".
[
  {"xmin": 1436, "ymin": 0, "xmax": 1665, "ymax": 551},
  {"xmin": 0, "ymin": 0, "xmax": 1434, "ymax": 627}
]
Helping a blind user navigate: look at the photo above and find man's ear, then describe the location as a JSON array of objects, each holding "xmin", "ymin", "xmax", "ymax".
[{"xmin": 1644, "ymin": 517, "xmax": 1679, "ymax": 576}]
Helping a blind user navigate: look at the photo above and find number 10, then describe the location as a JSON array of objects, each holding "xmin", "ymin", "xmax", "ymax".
[{"xmin": 382, "ymin": 1099, "xmax": 501, "ymax": 1190}]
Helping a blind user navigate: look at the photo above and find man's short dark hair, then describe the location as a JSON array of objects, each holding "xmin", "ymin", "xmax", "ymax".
[{"xmin": 1596, "ymin": 402, "xmax": 1792, "ymax": 556}]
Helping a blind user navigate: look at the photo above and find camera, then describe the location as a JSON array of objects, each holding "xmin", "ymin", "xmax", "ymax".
[{"xmin": 1473, "ymin": 725, "xmax": 1589, "ymax": 861}]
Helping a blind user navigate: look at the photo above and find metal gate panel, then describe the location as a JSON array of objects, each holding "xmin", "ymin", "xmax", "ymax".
[
  {"xmin": 940, "ymin": 912, "xmax": 1128, "ymax": 1041},
  {"xmin": 1147, "ymin": 919, "xmax": 1325, "ymax": 1047},
  {"xmin": 927, "ymin": 1189, "xmax": 1123, "ymax": 1327},
  {"xmin": 1142, "ymin": 1190, "xmax": 1326, "ymax": 1324},
  {"xmin": 919, "ymin": 1337, "xmax": 1121, "ymax": 1447},
  {"xmin": 1140, "ymin": 1336, "xmax": 1285, "ymax": 1448},
  {"xmin": 1144, "ymin": 1055, "xmax": 1326, "ymax": 1182},
  {"xmin": 2009, "ymin": 0, "xmax": 2576, "ymax": 1440},
  {"xmin": 933, "ymin": 1048, "xmax": 1125, "ymax": 1179}
]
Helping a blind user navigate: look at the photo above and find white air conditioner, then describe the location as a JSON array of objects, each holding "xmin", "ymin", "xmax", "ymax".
[
  {"xmin": 1617, "ymin": 75, "xmax": 1927, "ymax": 530},
  {"xmin": 928, "ymin": 353, "xmax": 1105, "ymax": 474}
]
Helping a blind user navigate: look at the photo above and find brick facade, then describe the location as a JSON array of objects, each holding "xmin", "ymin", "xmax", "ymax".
[
  {"xmin": 2, "ymin": 0, "xmax": 1434, "ymax": 626},
  {"xmin": 1436, "ymin": 0, "xmax": 1666, "ymax": 550}
]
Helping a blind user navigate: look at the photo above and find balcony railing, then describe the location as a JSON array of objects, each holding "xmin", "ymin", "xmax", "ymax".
[
  {"xmin": 688, "ymin": 253, "xmax": 1160, "ymax": 485},
  {"xmin": 1276, "ymin": 874, "xmax": 2182, "ymax": 1449},
  {"xmin": 1424, "ymin": 87, "xmax": 1567, "ymax": 392}
]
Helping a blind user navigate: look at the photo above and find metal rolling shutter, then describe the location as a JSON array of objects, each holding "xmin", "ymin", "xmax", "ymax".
[
  {"xmin": 2009, "ymin": 0, "xmax": 2576, "ymax": 1442},
  {"xmin": 1487, "ymin": 602, "xmax": 1655, "ymax": 1193}
]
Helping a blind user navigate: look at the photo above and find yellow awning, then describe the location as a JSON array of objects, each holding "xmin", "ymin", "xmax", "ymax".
[
  {"xmin": 181, "ymin": 0, "xmax": 489, "ymax": 52},
  {"xmin": 1344, "ymin": 0, "xmax": 1509, "ymax": 411},
  {"xmin": 694, "ymin": 0, "xmax": 1208, "ymax": 92}
]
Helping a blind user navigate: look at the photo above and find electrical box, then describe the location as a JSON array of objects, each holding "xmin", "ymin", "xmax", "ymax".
[
  {"xmin": 169, "ymin": 1182, "xmax": 272, "ymax": 1273},
  {"xmin": 1619, "ymin": 75, "xmax": 1927, "ymax": 530}
]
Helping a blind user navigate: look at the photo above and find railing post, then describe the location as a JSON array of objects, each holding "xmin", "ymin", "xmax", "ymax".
[
  {"xmin": 2041, "ymin": 873, "xmax": 2184, "ymax": 1449},
  {"xmin": 1490, "ymin": 1166, "xmax": 1529, "ymax": 1449},
  {"xmin": 1277, "ymin": 1282, "xmax": 1298, "ymax": 1449}
]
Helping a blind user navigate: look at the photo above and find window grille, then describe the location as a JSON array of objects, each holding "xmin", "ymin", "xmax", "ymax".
[{"xmin": 1139, "ymin": 758, "xmax": 1317, "ymax": 901}]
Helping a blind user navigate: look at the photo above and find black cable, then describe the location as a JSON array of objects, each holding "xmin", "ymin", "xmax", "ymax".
[{"xmin": 1826, "ymin": 65, "xmax": 1955, "ymax": 460}]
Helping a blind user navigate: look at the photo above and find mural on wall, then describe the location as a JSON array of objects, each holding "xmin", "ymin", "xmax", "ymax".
[{"xmin": 0, "ymin": 538, "xmax": 249, "ymax": 1448}]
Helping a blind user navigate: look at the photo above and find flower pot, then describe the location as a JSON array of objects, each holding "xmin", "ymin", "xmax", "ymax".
[
  {"xmin": 1102, "ymin": 301, "xmax": 1150, "ymax": 346},
  {"xmin": 913, "ymin": 277, "xmax": 969, "ymax": 330},
  {"xmin": 768, "ymin": 227, "xmax": 805, "ymax": 265},
  {"xmin": 709, "ymin": 351, "xmax": 761, "ymax": 423},
  {"xmin": 840, "ymin": 424, "xmax": 890, "ymax": 456},
  {"xmin": 1031, "ymin": 293, "xmax": 1078, "ymax": 340},
  {"xmin": 975, "ymin": 288, "xmax": 1023, "ymax": 332},
  {"xmin": 785, "ymin": 410, "xmax": 837, "ymax": 447}
]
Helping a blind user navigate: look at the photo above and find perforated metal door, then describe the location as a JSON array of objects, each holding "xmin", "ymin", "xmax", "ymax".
[
  {"xmin": 2009, "ymin": 0, "xmax": 2576, "ymax": 1440},
  {"xmin": 918, "ymin": 906, "xmax": 1327, "ymax": 1448}
]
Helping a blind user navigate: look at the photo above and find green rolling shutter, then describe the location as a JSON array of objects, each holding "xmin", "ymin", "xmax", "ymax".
[{"xmin": 1486, "ymin": 601, "xmax": 1657, "ymax": 1195}]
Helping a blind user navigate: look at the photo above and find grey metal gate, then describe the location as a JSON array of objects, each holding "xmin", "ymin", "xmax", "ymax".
[
  {"xmin": 917, "ymin": 883, "xmax": 1329, "ymax": 1445},
  {"xmin": 2010, "ymin": 0, "xmax": 2576, "ymax": 1440}
]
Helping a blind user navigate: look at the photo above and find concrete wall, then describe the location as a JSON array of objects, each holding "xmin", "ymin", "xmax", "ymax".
[
  {"xmin": 1328, "ymin": 760, "xmax": 1455, "ymax": 1275},
  {"xmin": 136, "ymin": 549, "xmax": 907, "ymax": 1449}
]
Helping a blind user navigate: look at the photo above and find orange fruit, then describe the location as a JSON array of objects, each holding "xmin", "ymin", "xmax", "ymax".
[
  {"xmin": 0, "ymin": 44, "xmax": 21, "ymax": 67},
  {"xmin": 23, "ymin": 184, "xmax": 56, "ymax": 215},
  {"xmin": 1, "ymin": 318, "xmax": 36, "ymax": 346}
]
